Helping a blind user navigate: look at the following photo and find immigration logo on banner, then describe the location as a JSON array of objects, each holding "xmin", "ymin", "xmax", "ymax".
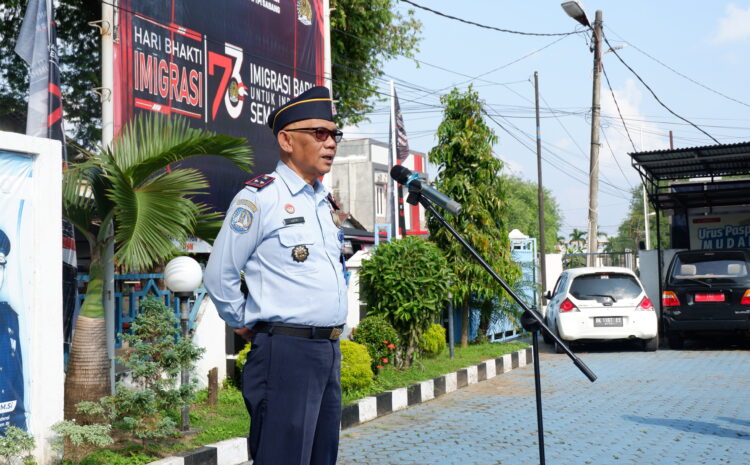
[
  {"xmin": 114, "ymin": 0, "xmax": 325, "ymax": 213},
  {"xmin": 0, "ymin": 151, "xmax": 33, "ymax": 433}
]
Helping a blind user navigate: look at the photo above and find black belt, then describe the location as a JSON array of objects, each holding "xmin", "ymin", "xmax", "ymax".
[{"xmin": 252, "ymin": 322, "xmax": 344, "ymax": 340}]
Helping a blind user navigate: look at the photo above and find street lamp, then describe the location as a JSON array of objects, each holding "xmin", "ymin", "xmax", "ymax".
[
  {"xmin": 561, "ymin": 0, "xmax": 590, "ymax": 27},
  {"xmin": 164, "ymin": 256, "xmax": 203, "ymax": 431},
  {"xmin": 562, "ymin": 0, "xmax": 602, "ymax": 266}
]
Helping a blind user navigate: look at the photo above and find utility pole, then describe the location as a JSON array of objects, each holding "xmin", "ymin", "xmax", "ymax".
[
  {"xmin": 534, "ymin": 71, "xmax": 547, "ymax": 304},
  {"xmin": 641, "ymin": 125, "xmax": 650, "ymax": 250},
  {"xmin": 587, "ymin": 10, "xmax": 603, "ymax": 266}
]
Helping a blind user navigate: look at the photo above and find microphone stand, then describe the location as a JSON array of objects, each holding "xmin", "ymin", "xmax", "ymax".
[{"xmin": 406, "ymin": 188, "xmax": 597, "ymax": 465}]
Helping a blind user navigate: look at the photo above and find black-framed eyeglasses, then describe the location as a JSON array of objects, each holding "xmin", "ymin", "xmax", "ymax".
[{"xmin": 284, "ymin": 127, "xmax": 343, "ymax": 143}]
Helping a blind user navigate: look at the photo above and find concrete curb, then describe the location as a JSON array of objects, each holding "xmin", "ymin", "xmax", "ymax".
[
  {"xmin": 341, "ymin": 347, "xmax": 531, "ymax": 429},
  {"xmin": 148, "ymin": 347, "xmax": 532, "ymax": 465}
]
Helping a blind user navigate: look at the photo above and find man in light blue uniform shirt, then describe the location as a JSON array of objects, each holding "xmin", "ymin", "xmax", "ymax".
[{"xmin": 205, "ymin": 86, "xmax": 348, "ymax": 465}]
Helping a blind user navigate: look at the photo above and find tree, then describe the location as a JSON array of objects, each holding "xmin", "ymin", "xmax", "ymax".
[
  {"xmin": 0, "ymin": 0, "xmax": 101, "ymax": 145},
  {"xmin": 568, "ymin": 228, "xmax": 587, "ymax": 253},
  {"xmin": 608, "ymin": 185, "xmax": 670, "ymax": 252},
  {"xmin": 62, "ymin": 114, "xmax": 252, "ymax": 417},
  {"xmin": 330, "ymin": 0, "xmax": 421, "ymax": 126},
  {"xmin": 427, "ymin": 86, "xmax": 520, "ymax": 347},
  {"xmin": 358, "ymin": 237, "xmax": 453, "ymax": 367},
  {"xmin": 500, "ymin": 174, "xmax": 564, "ymax": 254}
]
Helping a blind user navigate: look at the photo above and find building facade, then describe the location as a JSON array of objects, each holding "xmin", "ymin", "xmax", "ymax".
[{"xmin": 331, "ymin": 138, "xmax": 429, "ymax": 237}]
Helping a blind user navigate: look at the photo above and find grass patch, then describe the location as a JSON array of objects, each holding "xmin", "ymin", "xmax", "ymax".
[
  {"xmin": 76, "ymin": 340, "xmax": 526, "ymax": 463},
  {"xmin": 157, "ymin": 386, "xmax": 250, "ymax": 456},
  {"xmin": 342, "ymin": 340, "xmax": 528, "ymax": 405}
]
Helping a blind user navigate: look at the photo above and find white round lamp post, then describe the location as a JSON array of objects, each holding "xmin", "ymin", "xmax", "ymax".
[{"xmin": 164, "ymin": 256, "xmax": 203, "ymax": 431}]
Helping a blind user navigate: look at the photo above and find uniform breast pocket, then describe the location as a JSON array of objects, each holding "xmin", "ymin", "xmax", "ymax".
[{"xmin": 278, "ymin": 226, "xmax": 318, "ymax": 274}]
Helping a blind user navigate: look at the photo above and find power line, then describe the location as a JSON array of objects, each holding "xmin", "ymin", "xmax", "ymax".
[
  {"xmin": 425, "ymin": 34, "xmax": 576, "ymax": 97},
  {"xmin": 539, "ymin": 92, "xmax": 588, "ymax": 160},
  {"xmin": 331, "ymin": 25, "xmax": 568, "ymax": 102},
  {"xmin": 600, "ymin": 127, "xmax": 634, "ymax": 190},
  {"xmin": 605, "ymin": 26, "xmax": 750, "ymax": 109},
  {"xmin": 489, "ymin": 108, "xmax": 630, "ymax": 196},
  {"xmin": 601, "ymin": 32, "xmax": 720, "ymax": 144},
  {"xmin": 483, "ymin": 108, "xmax": 630, "ymax": 200},
  {"xmin": 399, "ymin": 0, "xmax": 579, "ymax": 37},
  {"xmin": 600, "ymin": 62, "xmax": 637, "ymax": 152}
]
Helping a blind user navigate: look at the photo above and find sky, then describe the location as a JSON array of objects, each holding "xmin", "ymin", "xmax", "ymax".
[{"xmin": 343, "ymin": 1, "xmax": 750, "ymax": 241}]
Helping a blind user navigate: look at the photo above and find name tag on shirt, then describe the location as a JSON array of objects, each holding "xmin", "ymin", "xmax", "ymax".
[{"xmin": 283, "ymin": 216, "xmax": 305, "ymax": 225}]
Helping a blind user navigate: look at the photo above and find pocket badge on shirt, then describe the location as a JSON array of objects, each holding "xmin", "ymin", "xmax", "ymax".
[{"xmin": 292, "ymin": 245, "xmax": 309, "ymax": 262}]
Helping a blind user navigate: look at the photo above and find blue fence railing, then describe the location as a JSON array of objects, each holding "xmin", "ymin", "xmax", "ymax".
[{"xmin": 77, "ymin": 273, "xmax": 206, "ymax": 348}]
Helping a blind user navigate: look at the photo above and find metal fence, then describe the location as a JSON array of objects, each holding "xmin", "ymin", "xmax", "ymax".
[
  {"xmin": 562, "ymin": 251, "xmax": 637, "ymax": 271},
  {"xmin": 77, "ymin": 273, "xmax": 206, "ymax": 348}
]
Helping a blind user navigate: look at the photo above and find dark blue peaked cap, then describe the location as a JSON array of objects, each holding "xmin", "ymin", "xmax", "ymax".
[
  {"xmin": 267, "ymin": 86, "xmax": 334, "ymax": 135},
  {"xmin": 0, "ymin": 229, "xmax": 9, "ymax": 256}
]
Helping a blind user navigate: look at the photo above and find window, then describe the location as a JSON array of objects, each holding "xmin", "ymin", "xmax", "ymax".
[
  {"xmin": 569, "ymin": 273, "xmax": 642, "ymax": 301},
  {"xmin": 670, "ymin": 251, "xmax": 750, "ymax": 283},
  {"xmin": 375, "ymin": 185, "xmax": 386, "ymax": 217}
]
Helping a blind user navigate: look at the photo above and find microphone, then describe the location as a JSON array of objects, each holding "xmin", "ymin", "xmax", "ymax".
[{"xmin": 390, "ymin": 165, "xmax": 462, "ymax": 216}]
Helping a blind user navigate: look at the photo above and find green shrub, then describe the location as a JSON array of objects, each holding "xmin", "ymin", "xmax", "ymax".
[
  {"xmin": 339, "ymin": 340, "xmax": 373, "ymax": 392},
  {"xmin": 351, "ymin": 315, "xmax": 399, "ymax": 374},
  {"xmin": 56, "ymin": 297, "xmax": 205, "ymax": 462},
  {"xmin": 51, "ymin": 420, "xmax": 113, "ymax": 465},
  {"xmin": 420, "ymin": 323, "xmax": 446, "ymax": 357},
  {"xmin": 359, "ymin": 237, "xmax": 454, "ymax": 367},
  {"xmin": 235, "ymin": 342, "xmax": 252, "ymax": 371},
  {"xmin": 0, "ymin": 426, "xmax": 35, "ymax": 465}
]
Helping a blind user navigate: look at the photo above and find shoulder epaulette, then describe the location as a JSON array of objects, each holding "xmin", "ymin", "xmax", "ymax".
[
  {"xmin": 245, "ymin": 174, "xmax": 275, "ymax": 190},
  {"xmin": 327, "ymin": 193, "xmax": 341, "ymax": 211}
]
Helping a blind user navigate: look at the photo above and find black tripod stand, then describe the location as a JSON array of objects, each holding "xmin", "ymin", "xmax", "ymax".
[{"xmin": 406, "ymin": 187, "xmax": 597, "ymax": 465}]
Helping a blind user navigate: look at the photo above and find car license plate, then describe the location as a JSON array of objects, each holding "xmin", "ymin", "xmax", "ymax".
[
  {"xmin": 594, "ymin": 317, "xmax": 623, "ymax": 327},
  {"xmin": 695, "ymin": 292, "xmax": 725, "ymax": 302}
]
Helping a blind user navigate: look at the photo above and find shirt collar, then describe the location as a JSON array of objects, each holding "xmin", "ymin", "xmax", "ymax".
[{"xmin": 275, "ymin": 160, "xmax": 327, "ymax": 197}]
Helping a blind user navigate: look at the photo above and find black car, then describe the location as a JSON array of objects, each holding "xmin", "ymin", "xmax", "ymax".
[{"xmin": 662, "ymin": 249, "xmax": 750, "ymax": 349}]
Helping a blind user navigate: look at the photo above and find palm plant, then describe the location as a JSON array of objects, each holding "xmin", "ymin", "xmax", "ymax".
[
  {"xmin": 568, "ymin": 228, "xmax": 587, "ymax": 253},
  {"xmin": 556, "ymin": 235, "xmax": 566, "ymax": 252},
  {"xmin": 61, "ymin": 114, "xmax": 252, "ymax": 418}
]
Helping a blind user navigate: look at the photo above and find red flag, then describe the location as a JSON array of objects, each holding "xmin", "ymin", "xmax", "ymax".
[{"xmin": 16, "ymin": 0, "xmax": 79, "ymax": 346}]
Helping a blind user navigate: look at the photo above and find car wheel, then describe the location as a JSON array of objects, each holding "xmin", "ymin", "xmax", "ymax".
[
  {"xmin": 667, "ymin": 333, "xmax": 684, "ymax": 350},
  {"xmin": 554, "ymin": 325, "xmax": 566, "ymax": 354},
  {"xmin": 643, "ymin": 334, "xmax": 658, "ymax": 352},
  {"xmin": 542, "ymin": 317, "xmax": 553, "ymax": 344}
]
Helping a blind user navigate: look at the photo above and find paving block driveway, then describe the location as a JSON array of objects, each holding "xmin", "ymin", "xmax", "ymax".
[{"xmin": 338, "ymin": 339, "xmax": 750, "ymax": 465}]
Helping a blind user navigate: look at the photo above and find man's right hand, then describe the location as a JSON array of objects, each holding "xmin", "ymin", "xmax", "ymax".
[{"xmin": 234, "ymin": 327, "xmax": 253, "ymax": 341}]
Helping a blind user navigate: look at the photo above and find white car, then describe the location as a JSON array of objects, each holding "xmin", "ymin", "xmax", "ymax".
[{"xmin": 544, "ymin": 267, "xmax": 658, "ymax": 352}]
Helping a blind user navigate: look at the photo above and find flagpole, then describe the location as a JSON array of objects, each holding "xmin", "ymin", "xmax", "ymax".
[
  {"xmin": 389, "ymin": 80, "xmax": 400, "ymax": 239},
  {"xmin": 101, "ymin": 0, "xmax": 116, "ymax": 394},
  {"xmin": 321, "ymin": 0, "xmax": 333, "ymax": 192}
]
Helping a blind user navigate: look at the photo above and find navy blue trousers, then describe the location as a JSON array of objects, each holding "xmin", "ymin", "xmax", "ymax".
[{"xmin": 242, "ymin": 332, "xmax": 341, "ymax": 465}]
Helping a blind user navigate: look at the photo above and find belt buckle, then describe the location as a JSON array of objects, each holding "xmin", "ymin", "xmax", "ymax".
[{"xmin": 329, "ymin": 327, "xmax": 342, "ymax": 340}]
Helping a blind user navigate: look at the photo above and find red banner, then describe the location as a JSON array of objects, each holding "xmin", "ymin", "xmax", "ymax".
[{"xmin": 114, "ymin": 0, "xmax": 325, "ymax": 211}]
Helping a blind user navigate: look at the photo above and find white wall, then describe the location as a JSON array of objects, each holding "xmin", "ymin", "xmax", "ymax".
[
  {"xmin": 370, "ymin": 143, "xmax": 389, "ymax": 165},
  {"xmin": 0, "ymin": 132, "xmax": 64, "ymax": 464},
  {"xmin": 544, "ymin": 253, "xmax": 564, "ymax": 293},
  {"xmin": 639, "ymin": 248, "xmax": 683, "ymax": 317},
  {"xmin": 191, "ymin": 297, "xmax": 227, "ymax": 389},
  {"xmin": 343, "ymin": 250, "xmax": 369, "ymax": 338}
]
